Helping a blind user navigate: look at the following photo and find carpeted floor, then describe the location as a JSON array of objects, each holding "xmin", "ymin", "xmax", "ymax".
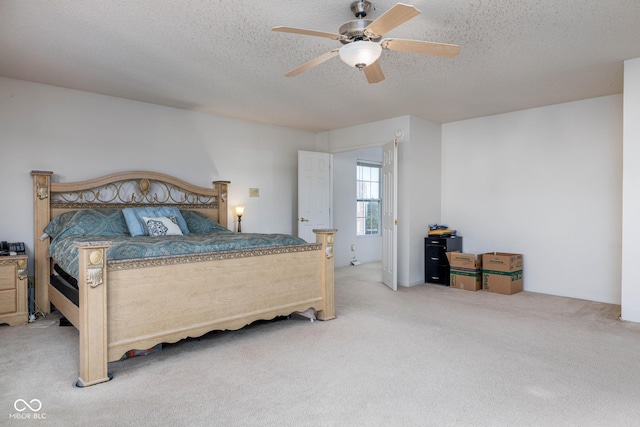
[{"xmin": 2, "ymin": 262, "xmax": 640, "ymax": 426}]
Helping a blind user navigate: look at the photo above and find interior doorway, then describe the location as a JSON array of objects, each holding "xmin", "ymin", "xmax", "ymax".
[{"xmin": 332, "ymin": 147, "xmax": 390, "ymax": 280}]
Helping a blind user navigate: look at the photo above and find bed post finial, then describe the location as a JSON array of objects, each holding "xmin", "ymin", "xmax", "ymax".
[{"xmin": 30, "ymin": 171, "xmax": 53, "ymax": 314}]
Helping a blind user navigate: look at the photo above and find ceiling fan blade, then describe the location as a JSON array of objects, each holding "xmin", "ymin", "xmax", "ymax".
[
  {"xmin": 364, "ymin": 3, "xmax": 421, "ymax": 38},
  {"xmin": 272, "ymin": 26, "xmax": 346, "ymax": 41},
  {"xmin": 382, "ymin": 38, "xmax": 460, "ymax": 58},
  {"xmin": 363, "ymin": 60, "xmax": 385, "ymax": 84},
  {"xmin": 284, "ymin": 49, "xmax": 340, "ymax": 77}
]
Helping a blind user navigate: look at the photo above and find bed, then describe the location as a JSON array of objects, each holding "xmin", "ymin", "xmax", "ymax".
[{"xmin": 31, "ymin": 170, "xmax": 336, "ymax": 387}]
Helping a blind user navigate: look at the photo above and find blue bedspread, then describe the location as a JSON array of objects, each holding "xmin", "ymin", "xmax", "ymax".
[
  {"xmin": 45, "ymin": 208, "xmax": 307, "ymax": 278},
  {"xmin": 50, "ymin": 232, "xmax": 308, "ymax": 279}
]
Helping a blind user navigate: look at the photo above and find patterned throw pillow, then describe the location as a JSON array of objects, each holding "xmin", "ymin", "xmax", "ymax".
[
  {"xmin": 141, "ymin": 216, "xmax": 184, "ymax": 237},
  {"xmin": 122, "ymin": 207, "xmax": 190, "ymax": 236}
]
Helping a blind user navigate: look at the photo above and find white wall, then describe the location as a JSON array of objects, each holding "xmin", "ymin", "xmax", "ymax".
[
  {"xmin": 622, "ymin": 58, "xmax": 640, "ymax": 321},
  {"xmin": 0, "ymin": 77, "xmax": 317, "ymax": 269},
  {"xmin": 404, "ymin": 117, "xmax": 442, "ymax": 286},
  {"xmin": 442, "ymin": 95, "xmax": 623, "ymax": 304},
  {"xmin": 333, "ymin": 148, "xmax": 383, "ymax": 268},
  {"xmin": 321, "ymin": 116, "xmax": 410, "ymax": 153}
]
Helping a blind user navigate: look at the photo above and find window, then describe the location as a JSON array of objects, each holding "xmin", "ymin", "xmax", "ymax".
[{"xmin": 357, "ymin": 161, "xmax": 381, "ymax": 236}]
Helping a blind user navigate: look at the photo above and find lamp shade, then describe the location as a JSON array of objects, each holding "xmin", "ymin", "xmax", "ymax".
[
  {"xmin": 339, "ymin": 41, "xmax": 382, "ymax": 68},
  {"xmin": 234, "ymin": 206, "xmax": 245, "ymax": 216}
]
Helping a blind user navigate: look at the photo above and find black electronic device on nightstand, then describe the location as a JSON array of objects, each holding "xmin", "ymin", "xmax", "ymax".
[{"xmin": 0, "ymin": 241, "xmax": 26, "ymax": 256}]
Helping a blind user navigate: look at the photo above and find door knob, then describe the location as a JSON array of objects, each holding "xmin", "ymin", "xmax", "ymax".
[{"xmin": 299, "ymin": 217, "xmax": 309, "ymax": 222}]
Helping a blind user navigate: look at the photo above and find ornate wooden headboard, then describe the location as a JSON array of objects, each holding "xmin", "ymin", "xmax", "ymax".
[{"xmin": 30, "ymin": 170, "xmax": 229, "ymax": 312}]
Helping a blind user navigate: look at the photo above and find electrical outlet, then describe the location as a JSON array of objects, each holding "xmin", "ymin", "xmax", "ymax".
[{"xmin": 350, "ymin": 244, "xmax": 356, "ymax": 251}]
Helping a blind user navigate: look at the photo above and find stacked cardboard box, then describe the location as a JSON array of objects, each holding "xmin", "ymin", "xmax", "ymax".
[
  {"xmin": 447, "ymin": 252, "xmax": 482, "ymax": 291},
  {"xmin": 481, "ymin": 252, "xmax": 523, "ymax": 295}
]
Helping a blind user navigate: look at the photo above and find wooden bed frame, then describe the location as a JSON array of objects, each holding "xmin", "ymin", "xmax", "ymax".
[{"xmin": 31, "ymin": 170, "xmax": 336, "ymax": 387}]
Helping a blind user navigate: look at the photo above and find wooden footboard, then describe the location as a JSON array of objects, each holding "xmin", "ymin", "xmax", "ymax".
[{"xmin": 72, "ymin": 231, "xmax": 335, "ymax": 387}]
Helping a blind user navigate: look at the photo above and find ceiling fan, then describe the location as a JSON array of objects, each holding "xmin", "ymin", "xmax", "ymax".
[{"xmin": 272, "ymin": 1, "xmax": 460, "ymax": 84}]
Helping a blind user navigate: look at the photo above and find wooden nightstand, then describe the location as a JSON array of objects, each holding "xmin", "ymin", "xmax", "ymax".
[{"xmin": 0, "ymin": 255, "xmax": 28, "ymax": 326}]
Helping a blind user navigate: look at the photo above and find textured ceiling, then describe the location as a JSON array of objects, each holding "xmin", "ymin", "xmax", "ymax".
[{"xmin": 2, "ymin": 0, "xmax": 640, "ymax": 132}]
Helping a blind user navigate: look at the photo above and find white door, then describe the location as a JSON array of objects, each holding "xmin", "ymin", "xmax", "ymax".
[
  {"xmin": 298, "ymin": 151, "xmax": 332, "ymax": 243},
  {"xmin": 382, "ymin": 139, "xmax": 398, "ymax": 291}
]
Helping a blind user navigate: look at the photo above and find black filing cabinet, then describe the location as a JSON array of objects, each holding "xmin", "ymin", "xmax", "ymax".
[{"xmin": 425, "ymin": 236, "xmax": 463, "ymax": 285}]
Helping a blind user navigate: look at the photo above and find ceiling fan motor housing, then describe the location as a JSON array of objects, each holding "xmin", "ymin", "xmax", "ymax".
[{"xmin": 338, "ymin": 19, "xmax": 382, "ymax": 44}]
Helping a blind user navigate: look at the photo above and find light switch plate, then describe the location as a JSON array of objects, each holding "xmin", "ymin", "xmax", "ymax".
[{"xmin": 249, "ymin": 188, "xmax": 259, "ymax": 197}]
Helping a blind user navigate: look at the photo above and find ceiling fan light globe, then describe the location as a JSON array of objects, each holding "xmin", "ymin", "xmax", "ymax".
[{"xmin": 339, "ymin": 41, "xmax": 382, "ymax": 68}]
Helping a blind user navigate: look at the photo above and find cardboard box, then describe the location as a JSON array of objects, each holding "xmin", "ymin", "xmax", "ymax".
[
  {"xmin": 448, "ymin": 252, "xmax": 481, "ymax": 270},
  {"xmin": 450, "ymin": 268, "xmax": 482, "ymax": 291},
  {"xmin": 481, "ymin": 252, "xmax": 523, "ymax": 295},
  {"xmin": 448, "ymin": 252, "xmax": 482, "ymax": 291}
]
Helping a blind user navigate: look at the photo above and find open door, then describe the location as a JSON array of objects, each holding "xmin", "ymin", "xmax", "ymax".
[
  {"xmin": 381, "ymin": 139, "xmax": 398, "ymax": 290},
  {"xmin": 298, "ymin": 151, "xmax": 332, "ymax": 243}
]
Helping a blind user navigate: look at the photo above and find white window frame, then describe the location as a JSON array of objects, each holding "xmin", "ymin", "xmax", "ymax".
[{"xmin": 356, "ymin": 161, "xmax": 382, "ymax": 237}]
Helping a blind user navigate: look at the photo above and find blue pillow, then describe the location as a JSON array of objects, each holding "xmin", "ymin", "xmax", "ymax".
[
  {"xmin": 45, "ymin": 209, "xmax": 129, "ymax": 240},
  {"xmin": 43, "ymin": 210, "xmax": 78, "ymax": 239},
  {"xmin": 122, "ymin": 207, "xmax": 190, "ymax": 236},
  {"xmin": 180, "ymin": 210, "xmax": 230, "ymax": 233}
]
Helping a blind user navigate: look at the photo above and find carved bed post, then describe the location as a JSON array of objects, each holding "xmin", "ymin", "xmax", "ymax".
[
  {"xmin": 30, "ymin": 170, "xmax": 53, "ymax": 313},
  {"xmin": 314, "ymin": 229, "xmax": 337, "ymax": 321},
  {"xmin": 213, "ymin": 181, "xmax": 230, "ymax": 229},
  {"xmin": 76, "ymin": 242, "xmax": 112, "ymax": 387}
]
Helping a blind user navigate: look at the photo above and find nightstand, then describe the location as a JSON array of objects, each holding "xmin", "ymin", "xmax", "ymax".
[{"xmin": 0, "ymin": 255, "xmax": 28, "ymax": 326}]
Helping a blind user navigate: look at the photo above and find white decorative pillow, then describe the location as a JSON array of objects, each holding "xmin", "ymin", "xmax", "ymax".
[{"xmin": 142, "ymin": 216, "xmax": 183, "ymax": 237}]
